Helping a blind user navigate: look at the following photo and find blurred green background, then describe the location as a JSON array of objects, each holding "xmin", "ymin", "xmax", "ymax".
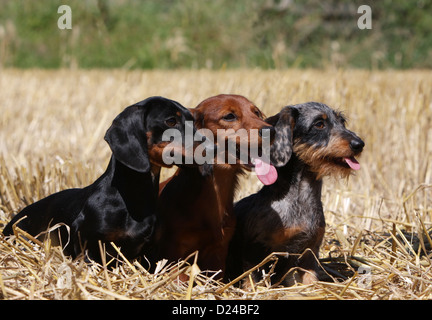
[{"xmin": 0, "ymin": 0, "xmax": 431, "ymax": 69}]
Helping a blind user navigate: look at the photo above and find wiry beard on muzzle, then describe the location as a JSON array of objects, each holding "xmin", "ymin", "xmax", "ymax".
[{"xmin": 293, "ymin": 134, "xmax": 362, "ymax": 180}]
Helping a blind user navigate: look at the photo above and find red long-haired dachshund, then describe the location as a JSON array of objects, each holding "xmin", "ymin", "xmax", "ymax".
[{"xmin": 155, "ymin": 94, "xmax": 276, "ymax": 278}]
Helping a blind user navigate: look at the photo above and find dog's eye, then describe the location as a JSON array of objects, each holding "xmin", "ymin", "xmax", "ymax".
[
  {"xmin": 222, "ymin": 113, "xmax": 237, "ymax": 121},
  {"xmin": 165, "ymin": 117, "xmax": 177, "ymax": 127},
  {"xmin": 254, "ymin": 110, "xmax": 262, "ymax": 118},
  {"xmin": 314, "ymin": 120, "xmax": 326, "ymax": 130}
]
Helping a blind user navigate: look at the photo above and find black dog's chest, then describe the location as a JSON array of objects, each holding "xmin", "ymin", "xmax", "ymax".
[{"xmin": 77, "ymin": 200, "xmax": 156, "ymax": 260}]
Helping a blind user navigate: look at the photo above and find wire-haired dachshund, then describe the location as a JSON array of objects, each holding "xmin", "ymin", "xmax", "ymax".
[
  {"xmin": 226, "ymin": 102, "xmax": 365, "ymax": 286},
  {"xmin": 3, "ymin": 96, "xmax": 207, "ymax": 264},
  {"xmin": 155, "ymin": 94, "xmax": 276, "ymax": 278}
]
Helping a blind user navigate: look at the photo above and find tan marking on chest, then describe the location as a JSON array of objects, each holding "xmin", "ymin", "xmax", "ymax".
[{"xmin": 271, "ymin": 226, "xmax": 305, "ymax": 247}]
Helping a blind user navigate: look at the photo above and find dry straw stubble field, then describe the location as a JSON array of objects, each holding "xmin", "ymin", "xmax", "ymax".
[{"xmin": 0, "ymin": 69, "xmax": 431, "ymax": 300}]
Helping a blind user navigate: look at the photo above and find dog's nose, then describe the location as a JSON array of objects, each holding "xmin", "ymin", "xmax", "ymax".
[
  {"xmin": 350, "ymin": 138, "xmax": 365, "ymax": 153},
  {"xmin": 259, "ymin": 126, "xmax": 276, "ymax": 140}
]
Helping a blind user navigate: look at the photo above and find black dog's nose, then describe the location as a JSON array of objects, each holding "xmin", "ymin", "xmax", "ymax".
[
  {"xmin": 259, "ymin": 126, "xmax": 276, "ymax": 140},
  {"xmin": 350, "ymin": 138, "xmax": 365, "ymax": 152}
]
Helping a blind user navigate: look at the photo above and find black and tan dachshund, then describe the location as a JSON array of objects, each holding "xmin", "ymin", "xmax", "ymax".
[
  {"xmin": 226, "ymin": 102, "xmax": 364, "ymax": 286},
  {"xmin": 3, "ymin": 96, "xmax": 207, "ymax": 265}
]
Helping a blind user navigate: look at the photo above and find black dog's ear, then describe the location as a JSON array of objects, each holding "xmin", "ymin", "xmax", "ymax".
[
  {"xmin": 266, "ymin": 107, "xmax": 297, "ymax": 167},
  {"xmin": 104, "ymin": 105, "xmax": 150, "ymax": 173}
]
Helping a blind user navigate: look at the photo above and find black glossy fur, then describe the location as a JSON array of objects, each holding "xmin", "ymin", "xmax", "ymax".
[
  {"xmin": 3, "ymin": 96, "xmax": 197, "ymax": 265},
  {"xmin": 226, "ymin": 102, "xmax": 364, "ymax": 286}
]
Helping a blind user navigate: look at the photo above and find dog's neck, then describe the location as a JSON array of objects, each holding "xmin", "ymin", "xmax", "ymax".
[
  {"xmin": 263, "ymin": 154, "xmax": 323, "ymax": 209},
  {"xmin": 105, "ymin": 156, "xmax": 160, "ymax": 220},
  {"xmin": 171, "ymin": 165, "xmax": 242, "ymax": 227},
  {"xmin": 211, "ymin": 165, "xmax": 243, "ymax": 216}
]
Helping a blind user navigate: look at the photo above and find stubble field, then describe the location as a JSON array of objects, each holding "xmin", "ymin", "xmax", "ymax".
[{"xmin": 0, "ymin": 69, "xmax": 431, "ymax": 300}]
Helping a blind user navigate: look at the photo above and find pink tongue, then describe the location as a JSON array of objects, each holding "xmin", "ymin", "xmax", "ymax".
[
  {"xmin": 344, "ymin": 157, "xmax": 361, "ymax": 170},
  {"xmin": 254, "ymin": 158, "xmax": 278, "ymax": 185}
]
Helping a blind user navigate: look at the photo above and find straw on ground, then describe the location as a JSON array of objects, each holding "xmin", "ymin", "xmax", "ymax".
[{"xmin": 0, "ymin": 69, "xmax": 431, "ymax": 300}]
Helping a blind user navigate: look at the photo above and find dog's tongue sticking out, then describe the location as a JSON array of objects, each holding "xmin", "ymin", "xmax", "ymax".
[
  {"xmin": 344, "ymin": 157, "xmax": 361, "ymax": 170},
  {"xmin": 254, "ymin": 158, "xmax": 278, "ymax": 185}
]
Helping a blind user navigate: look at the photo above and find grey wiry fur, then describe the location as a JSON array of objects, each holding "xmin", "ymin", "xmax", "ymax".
[{"xmin": 226, "ymin": 102, "xmax": 364, "ymax": 286}]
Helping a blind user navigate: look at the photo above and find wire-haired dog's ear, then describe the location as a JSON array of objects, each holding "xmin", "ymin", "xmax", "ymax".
[
  {"xmin": 266, "ymin": 107, "xmax": 297, "ymax": 167},
  {"xmin": 104, "ymin": 105, "xmax": 150, "ymax": 173}
]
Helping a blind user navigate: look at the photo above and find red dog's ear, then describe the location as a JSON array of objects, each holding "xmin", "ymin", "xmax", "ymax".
[{"xmin": 189, "ymin": 107, "xmax": 205, "ymax": 130}]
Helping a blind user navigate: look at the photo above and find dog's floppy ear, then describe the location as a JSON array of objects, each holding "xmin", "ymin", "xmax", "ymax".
[
  {"xmin": 189, "ymin": 107, "xmax": 214, "ymax": 177},
  {"xmin": 189, "ymin": 107, "xmax": 205, "ymax": 130},
  {"xmin": 104, "ymin": 104, "xmax": 150, "ymax": 173},
  {"xmin": 266, "ymin": 107, "xmax": 297, "ymax": 167}
]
